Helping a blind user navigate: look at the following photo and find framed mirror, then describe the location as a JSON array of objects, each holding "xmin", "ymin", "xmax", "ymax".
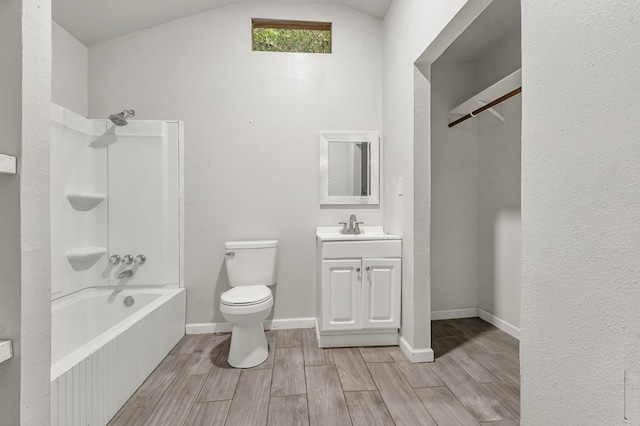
[{"xmin": 319, "ymin": 131, "xmax": 379, "ymax": 205}]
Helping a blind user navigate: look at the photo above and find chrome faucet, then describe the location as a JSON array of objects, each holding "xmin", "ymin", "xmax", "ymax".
[
  {"xmin": 117, "ymin": 270, "xmax": 133, "ymax": 279},
  {"xmin": 339, "ymin": 214, "xmax": 364, "ymax": 235}
]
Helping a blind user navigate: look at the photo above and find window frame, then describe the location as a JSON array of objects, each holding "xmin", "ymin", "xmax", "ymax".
[{"xmin": 251, "ymin": 18, "xmax": 332, "ymax": 53}]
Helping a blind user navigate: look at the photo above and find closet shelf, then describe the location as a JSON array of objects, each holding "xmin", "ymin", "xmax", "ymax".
[
  {"xmin": 449, "ymin": 68, "xmax": 522, "ymax": 128},
  {"xmin": 66, "ymin": 247, "xmax": 107, "ymax": 263},
  {"xmin": 0, "ymin": 154, "xmax": 17, "ymax": 175},
  {"xmin": 66, "ymin": 192, "xmax": 107, "ymax": 211},
  {"xmin": 0, "ymin": 340, "xmax": 13, "ymax": 364}
]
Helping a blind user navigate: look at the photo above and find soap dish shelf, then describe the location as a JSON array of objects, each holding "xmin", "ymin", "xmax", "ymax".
[
  {"xmin": 66, "ymin": 247, "xmax": 107, "ymax": 264},
  {"xmin": 66, "ymin": 192, "xmax": 107, "ymax": 211}
]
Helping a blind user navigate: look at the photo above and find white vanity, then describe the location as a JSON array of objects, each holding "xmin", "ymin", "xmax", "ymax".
[{"xmin": 315, "ymin": 226, "xmax": 401, "ymax": 348}]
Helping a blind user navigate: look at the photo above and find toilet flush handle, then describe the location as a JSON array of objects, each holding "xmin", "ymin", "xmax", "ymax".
[{"xmin": 226, "ymin": 252, "xmax": 235, "ymax": 257}]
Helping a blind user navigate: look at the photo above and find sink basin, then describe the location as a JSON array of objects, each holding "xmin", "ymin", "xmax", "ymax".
[{"xmin": 316, "ymin": 226, "xmax": 401, "ymax": 241}]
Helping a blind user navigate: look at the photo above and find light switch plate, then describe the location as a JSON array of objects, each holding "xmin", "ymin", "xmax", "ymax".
[{"xmin": 397, "ymin": 177, "xmax": 403, "ymax": 196}]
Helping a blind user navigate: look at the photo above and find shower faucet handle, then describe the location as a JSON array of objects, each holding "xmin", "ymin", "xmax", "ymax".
[
  {"xmin": 109, "ymin": 255, "xmax": 121, "ymax": 265},
  {"xmin": 123, "ymin": 254, "xmax": 134, "ymax": 265},
  {"xmin": 134, "ymin": 254, "xmax": 146, "ymax": 265}
]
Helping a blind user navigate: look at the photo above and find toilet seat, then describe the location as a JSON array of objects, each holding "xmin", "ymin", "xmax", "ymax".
[{"xmin": 221, "ymin": 285, "xmax": 272, "ymax": 306}]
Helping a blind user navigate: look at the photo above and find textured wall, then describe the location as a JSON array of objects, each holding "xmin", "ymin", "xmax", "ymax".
[
  {"xmin": 476, "ymin": 99, "xmax": 521, "ymax": 329},
  {"xmin": 430, "ymin": 61, "xmax": 479, "ymax": 312},
  {"xmin": 0, "ymin": 1, "xmax": 25, "ymax": 423},
  {"xmin": 89, "ymin": 2, "xmax": 383, "ymax": 326},
  {"xmin": 52, "ymin": 21, "xmax": 88, "ymax": 116},
  {"xmin": 383, "ymin": 0, "xmax": 467, "ymax": 352},
  {"xmin": 20, "ymin": 0, "xmax": 52, "ymax": 423},
  {"xmin": 476, "ymin": 31, "xmax": 521, "ymax": 329},
  {"xmin": 521, "ymin": 0, "xmax": 640, "ymax": 423}
]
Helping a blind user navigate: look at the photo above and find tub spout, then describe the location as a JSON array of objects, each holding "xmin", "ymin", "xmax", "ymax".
[{"xmin": 117, "ymin": 270, "xmax": 133, "ymax": 279}]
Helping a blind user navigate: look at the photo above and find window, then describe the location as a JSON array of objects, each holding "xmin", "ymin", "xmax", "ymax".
[{"xmin": 252, "ymin": 19, "xmax": 332, "ymax": 54}]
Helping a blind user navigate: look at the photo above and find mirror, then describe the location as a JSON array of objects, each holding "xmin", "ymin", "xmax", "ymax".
[{"xmin": 319, "ymin": 131, "xmax": 379, "ymax": 205}]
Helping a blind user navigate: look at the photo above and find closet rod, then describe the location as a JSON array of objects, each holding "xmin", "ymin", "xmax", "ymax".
[{"xmin": 448, "ymin": 87, "xmax": 522, "ymax": 128}]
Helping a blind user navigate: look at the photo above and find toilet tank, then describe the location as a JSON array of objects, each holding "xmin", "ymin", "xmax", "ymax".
[{"xmin": 224, "ymin": 240, "xmax": 278, "ymax": 286}]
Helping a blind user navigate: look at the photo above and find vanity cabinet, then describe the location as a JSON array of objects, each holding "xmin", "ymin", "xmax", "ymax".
[
  {"xmin": 315, "ymin": 227, "xmax": 402, "ymax": 348},
  {"xmin": 321, "ymin": 258, "xmax": 401, "ymax": 331}
]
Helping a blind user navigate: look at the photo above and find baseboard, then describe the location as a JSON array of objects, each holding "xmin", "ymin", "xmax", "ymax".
[
  {"xmin": 186, "ymin": 317, "xmax": 315, "ymax": 335},
  {"xmin": 186, "ymin": 323, "xmax": 232, "ymax": 334},
  {"xmin": 399, "ymin": 336, "xmax": 434, "ymax": 363},
  {"xmin": 188, "ymin": 311, "xmax": 521, "ymax": 342},
  {"xmin": 264, "ymin": 317, "xmax": 315, "ymax": 330},
  {"xmin": 431, "ymin": 307, "xmax": 479, "ymax": 320},
  {"xmin": 318, "ymin": 332, "xmax": 398, "ymax": 348},
  {"xmin": 431, "ymin": 306, "xmax": 521, "ymax": 340},
  {"xmin": 477, "ymin": 308, "xmax": 521, "ymax": 340}
]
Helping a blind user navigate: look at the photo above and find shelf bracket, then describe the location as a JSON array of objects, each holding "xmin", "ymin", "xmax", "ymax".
[
  {"xmin": 0, "ymin": 340, "xmax": 13, "ymax": 364},
  {"xmin": 0, "ymin": 154, "xmax": 17, "ymax": 175},
  {"xmin": 476, "ymin": 101, "xmax": 505, "ymax": 124}
]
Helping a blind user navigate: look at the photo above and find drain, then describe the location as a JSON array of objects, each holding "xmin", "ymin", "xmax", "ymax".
[{"xmin": 124, "ymin": 296, "xmax": 135, "ymax": 307}]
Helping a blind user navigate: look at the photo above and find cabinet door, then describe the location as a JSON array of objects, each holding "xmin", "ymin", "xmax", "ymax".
[
  {"xmin": 362, "ymin": 258, "xmax": 401, "ymax": 329},
  {"xmin": 321, "ymin": 259, "xmax": 362, "ymax": 331}
]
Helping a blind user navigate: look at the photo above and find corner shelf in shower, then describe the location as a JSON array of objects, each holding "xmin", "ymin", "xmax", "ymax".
[
  {"xmin": 0, "ymin": 340, "xmax": 13, "ymax": 364},
  {"xmin": 66, "ymin": 247, "xmax": 107, "ymax": 265},
  {"xmin": 66, "ymin": 191, "xmax": 107, "ymax": 211}
]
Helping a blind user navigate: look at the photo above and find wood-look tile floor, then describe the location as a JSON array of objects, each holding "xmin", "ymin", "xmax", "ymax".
[{"xmin": 109, "ymin": 318, "xmax": 520, "ymax": 426}]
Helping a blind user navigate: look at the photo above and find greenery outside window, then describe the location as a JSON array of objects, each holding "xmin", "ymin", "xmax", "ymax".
[{"xmin": 252, "ymin": 19, "xmax": 332, "ymax": 54}]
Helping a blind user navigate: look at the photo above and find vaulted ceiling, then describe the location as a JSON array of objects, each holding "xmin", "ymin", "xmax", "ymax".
[{"xmin": 53, "ymin": 0, "xmax": 393, "ymax": 45}]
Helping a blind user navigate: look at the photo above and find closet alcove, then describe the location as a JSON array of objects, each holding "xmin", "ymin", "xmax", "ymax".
[{"xmin": 418, "ymin": 0, "xmax": 522, "ymax": 349}]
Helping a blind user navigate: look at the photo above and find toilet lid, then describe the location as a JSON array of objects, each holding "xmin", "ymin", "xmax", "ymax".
[{"xmin": 221, "ymin": 285, "xmax": 272, "ymax": 306}]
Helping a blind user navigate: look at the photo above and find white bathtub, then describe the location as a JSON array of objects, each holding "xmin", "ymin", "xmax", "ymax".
[{"xmin": 50, "ymin": 287, "xmax": 186, "ymax": 426}]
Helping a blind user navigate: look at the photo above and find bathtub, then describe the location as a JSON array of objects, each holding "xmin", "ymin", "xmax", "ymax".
[{"xmin": 50, "ymin": 287, "xmax": 186, "ymax": 426}]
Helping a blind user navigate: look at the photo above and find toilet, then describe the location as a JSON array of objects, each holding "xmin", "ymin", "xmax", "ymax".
[{"xmin": 221, "ymin": 240, "xmax": 278, "ymax": 368}]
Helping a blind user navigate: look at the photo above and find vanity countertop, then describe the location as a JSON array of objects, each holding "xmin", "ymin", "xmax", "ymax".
[{"xmin": 316, "ymin": 226, "xmax": 401, "ymax": 242}]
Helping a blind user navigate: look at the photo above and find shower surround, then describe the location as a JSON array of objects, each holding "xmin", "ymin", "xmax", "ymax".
[{"xmin": 50, "ymin": 104, "xmax": 185, "ymax": 425}]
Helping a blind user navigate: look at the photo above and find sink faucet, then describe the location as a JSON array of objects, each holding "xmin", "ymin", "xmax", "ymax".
[{"xmin": 339, "ymin": 214, "xmax": 364, "ymax": 235}]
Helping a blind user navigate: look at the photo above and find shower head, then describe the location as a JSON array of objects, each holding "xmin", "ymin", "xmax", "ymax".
[{"xmin": 109, "ymin": 109, "xmax": 135, "ymax": 126}]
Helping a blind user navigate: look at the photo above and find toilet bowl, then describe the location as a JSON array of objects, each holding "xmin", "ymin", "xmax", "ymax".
[
  {"xmin": 221, "ymin": 240, "xmax": 278, "ymax": 368},
  {"xmin": 220, "ymin": 287, "xmax": 273, "ymax": 368}
]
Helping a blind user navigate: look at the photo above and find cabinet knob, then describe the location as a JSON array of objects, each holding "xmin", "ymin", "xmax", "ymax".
[
  {"xmin": 365, "ymin": 266, "xmax": 370, "ymax": 271},
  {"xmin": 356, "ymin": 267, "xmax": 361, "ymax": 272}
]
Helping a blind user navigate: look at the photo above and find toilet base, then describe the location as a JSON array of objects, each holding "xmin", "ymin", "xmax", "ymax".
[{"xmin": 227, "ymin": 322, "xmax": 268, "ymax": 368}]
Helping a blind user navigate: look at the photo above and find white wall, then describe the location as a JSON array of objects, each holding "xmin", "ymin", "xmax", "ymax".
[
  {"xmin": 18, "ymin": 0, "xmax": 52, "ymax": 424},
  {"xmin": 383, "ymin": 0, "xmax": 467, "ymax": 354},
  {"xmin": 521, "ymin": 0, "xmax": 640, "ymax": 423},
  {"xmin": 0, "ymin": 1, "xmax": 25, "ymax": 422},
  {"xmin": 476, "ymin": 28, "xmax": 521, "ymax": 94},
  {"xmin": 476, "ymin": 32, "xmax": 521, "ymax": 329},
  {"xmin": 429, "ymin": 61, "xmax": 479, "ymax": 313},
  {"xmin": 52, "ymin": 21, "xmax": 88, "ymax": 117},
  {"xmin": 1, "ymin": 1, "xmax": 51, "ymax": 424},
  {"xmin": 88, "ymin": 2, "xmax": 383, "ymax": 326},
  {"xmin": 477, "ymin": 102, "xmax": 521, "ymax": 329}
]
